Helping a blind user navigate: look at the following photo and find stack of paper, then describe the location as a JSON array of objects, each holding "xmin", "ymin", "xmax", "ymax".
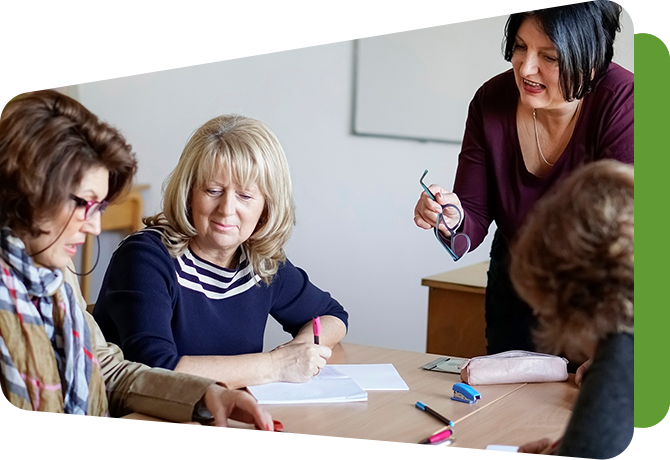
[
  {"xmin": 247, "ymin": 366, "xmax": 367, "ymax": 404},
  {"xmin": 328, "ymin": 363, "xmax": 409, "ymax": 391},
  {"xmin": 247, "ymin": 363, "xmax": 409, "ymax": 404}
]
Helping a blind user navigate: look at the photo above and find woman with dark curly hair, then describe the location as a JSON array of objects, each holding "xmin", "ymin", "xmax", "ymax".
[
  {"xmin": 0, "ymin": 90, "xmax": 274, "ymax": 428},
  {"xmin": 510, "ymin": 160, "xmax": 633, "ymax": 457}
]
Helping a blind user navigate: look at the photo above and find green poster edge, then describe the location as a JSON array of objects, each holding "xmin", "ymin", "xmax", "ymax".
[{"xmin": 635, "ymin": 32, "xmax": 670, "ymax": 428}]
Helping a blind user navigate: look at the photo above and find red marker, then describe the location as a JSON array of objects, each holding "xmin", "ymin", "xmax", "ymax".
[{"xmin": 312, "ymin": 317, "xmax": 321, "ymax": 344}]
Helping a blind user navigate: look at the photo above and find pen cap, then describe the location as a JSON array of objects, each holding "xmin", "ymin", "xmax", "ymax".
[
  {"xmin": 312, "ymin": 317, "xmax": 321, "ymax": 336},
  {"xmin": 400, "ymin": 438, "xmax": 455, "ymax": 458}
]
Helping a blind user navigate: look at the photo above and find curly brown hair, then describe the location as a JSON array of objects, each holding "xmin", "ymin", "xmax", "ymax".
[
  {"xmin": 510, "ymin": 160, "xmax": 633, "ymax": 361},
  {"xmin": 0, "ymin": 90, "xmax": 137, "ymax": 237}
]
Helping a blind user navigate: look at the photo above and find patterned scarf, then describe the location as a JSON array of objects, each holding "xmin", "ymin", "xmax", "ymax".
[{"xmin": 0, "ymin": 228, "xmax": 107, "ymax": 415}]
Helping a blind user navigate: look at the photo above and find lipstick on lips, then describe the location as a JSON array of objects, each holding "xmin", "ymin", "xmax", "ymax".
[
  {"xmin": 65, "ymin": 243, "xmax": 81, "ymax": 256},
  {"xmin": 523, "ymin": 78, "xmax": 545, "ymax": 94}
]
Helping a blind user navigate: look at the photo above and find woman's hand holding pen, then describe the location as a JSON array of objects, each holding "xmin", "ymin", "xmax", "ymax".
[
  {"xmin": 269, "ymin": 341, "xmax": 332, "ymax": 383},
  {"xmin": 413, "ymin": 184, "xmax": 464, "ymax": 236}
]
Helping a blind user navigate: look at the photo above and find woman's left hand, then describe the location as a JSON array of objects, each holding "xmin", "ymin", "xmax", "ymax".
[{"xmin": 203, "ymin": 384, "xmax": 275, "ymax": 429}]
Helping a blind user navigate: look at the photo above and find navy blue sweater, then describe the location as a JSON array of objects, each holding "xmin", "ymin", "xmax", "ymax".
[{"xmin": 93, "ymin": 229, "xmax": 348, "ymax": 370}]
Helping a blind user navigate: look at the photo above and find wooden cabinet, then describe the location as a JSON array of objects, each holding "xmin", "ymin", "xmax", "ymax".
[
  {"xmin": 80, "ymin": 184, "xmax": 149, "ymax": 303},
  {"xmin": 422, "ymin": 261, "xmax": 489, "ymax": 358}
]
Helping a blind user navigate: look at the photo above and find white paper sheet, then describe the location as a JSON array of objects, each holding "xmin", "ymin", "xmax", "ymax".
[
  {"xmin": 482, "ymin": 444, "xmax": 519, "ymax": 460},
  {"xmin": 247, "ymin": 367, "xmax": 368, "ymax": 404},
  {"xmin": 327, "ymin": 363, "xmax": 409, "ymax": 391},
  {"xmin": 205, "ymin": 436, "xmax": 265, "ymax": 460}
]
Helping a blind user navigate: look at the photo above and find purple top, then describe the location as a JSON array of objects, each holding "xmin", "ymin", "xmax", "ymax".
[{"xmin": 454, "ymin": 63, "xmax": 634, "ymax": 249}]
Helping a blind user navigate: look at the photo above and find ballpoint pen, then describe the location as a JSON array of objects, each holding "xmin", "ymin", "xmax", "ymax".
[
  {"xmin": 312, "ymin": 316, "xmax": 321, "ymax": 344},
  {"xmin": 400, "ymin": 437, "xmax": 455, "ymax": 458},
  {"xmin": 419, "ymin": 428, "xmax": 453, "ymax": 445},
  {"xmin": 415, "ymin": 401, "xmax": 454, "ymax": 427}
]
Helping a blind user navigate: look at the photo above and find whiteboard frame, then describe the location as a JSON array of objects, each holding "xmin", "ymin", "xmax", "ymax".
[{"xmin": 352, "ymin": 11, "xmax": 634, "ymax": 145}]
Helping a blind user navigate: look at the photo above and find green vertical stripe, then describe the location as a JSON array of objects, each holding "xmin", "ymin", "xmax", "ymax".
[{"xmin": 635, "ymin": 32, "xmax": 670, "ymax": 428}]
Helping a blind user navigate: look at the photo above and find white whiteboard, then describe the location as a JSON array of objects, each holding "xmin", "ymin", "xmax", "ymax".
[{"xmin": 353, "ymin": 11, "xmax": 634, "ymax": 143}]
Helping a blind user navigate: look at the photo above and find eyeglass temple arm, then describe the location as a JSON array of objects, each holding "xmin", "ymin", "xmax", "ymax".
[{"xmin": 420, "ymin": 170, "xmax": 438, "ymax": 202}]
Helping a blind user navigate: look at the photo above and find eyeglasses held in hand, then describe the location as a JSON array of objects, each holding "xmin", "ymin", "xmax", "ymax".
[
  {"xmin": 419, "ymin": 170, "xmax": 471, "ymax": 261},
  {"xmin": 70, "ymin": 194, "xmax": 109, "ymax": 221}
]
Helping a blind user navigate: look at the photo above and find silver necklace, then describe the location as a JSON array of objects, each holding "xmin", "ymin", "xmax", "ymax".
[
  {"xmin": 532, "ymin": 108, "xmax": 554, "ymax": 167},
  {"xmin": 532, "ymin": 102, "xmax": 581, "ymax": 168}
]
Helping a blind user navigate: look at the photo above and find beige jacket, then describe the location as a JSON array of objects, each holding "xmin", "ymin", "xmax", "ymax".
[{"xmin": 64, "ymin": 264, "xmax": 217, "ymax": 421}]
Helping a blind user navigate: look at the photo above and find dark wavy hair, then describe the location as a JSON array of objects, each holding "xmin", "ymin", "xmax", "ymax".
[
  {"xmin": 503, "ymin": 0, "xmax": 622, "ymax": 101},
  {"xmin": 510, "ymin": 160, "xmax": 633, "ymax": 361},
  {"xmin": 0, "ymin": 89, "xmax": 137, "ymax": 237}
]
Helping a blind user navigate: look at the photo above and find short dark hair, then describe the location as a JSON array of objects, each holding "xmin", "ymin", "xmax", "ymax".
[
  {"xmin": 0, "ymin": 90, "xmax": 137, "ymax": 237},
  {"xmin": 503, "ymin": 0, "xmax": 622, "ymax": 101}
]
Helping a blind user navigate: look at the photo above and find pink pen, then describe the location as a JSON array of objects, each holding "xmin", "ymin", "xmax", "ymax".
[
  {"xmin": 312, "ymin": 317, "xmax": 321, "ymax": 344},
  {"xmin": 426, "ymin": 428, "xmax": 454, "ymax": 444},
  {"xmin": 419, "ymin": 428, "xmax": 453, "ymax": 445}
]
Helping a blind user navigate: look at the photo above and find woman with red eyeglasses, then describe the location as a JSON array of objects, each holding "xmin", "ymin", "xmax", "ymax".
[{"xmin": 0, "ymin": 89, "xmax": 274, "ymax": 428}]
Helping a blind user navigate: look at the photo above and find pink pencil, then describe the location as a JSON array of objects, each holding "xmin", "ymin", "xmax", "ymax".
[{"xmin": 312, "ymin": 317, "xmax": 321, "ymax": 344}]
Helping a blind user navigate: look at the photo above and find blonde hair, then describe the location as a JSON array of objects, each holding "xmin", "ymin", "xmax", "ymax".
[
  {"xmin": 144, "ymin": 115, "xmax": 296, "ymax": 284},
  {"xmin": 510, "ymin": 160, "xmax": 634, "ymax": 362}
]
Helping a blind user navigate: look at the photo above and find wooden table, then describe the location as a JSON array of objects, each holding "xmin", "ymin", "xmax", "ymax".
[
  {"xmin": 422, "ymin": 261, "xmax": 489, "ymax": 358},
  {"xmin": 124, "ymin": 342, "xmax": 578, "ymax": 449}
]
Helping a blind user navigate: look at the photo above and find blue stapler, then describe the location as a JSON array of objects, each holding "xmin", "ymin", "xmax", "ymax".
[{"xmin": 451, "ymin": 383, "xmax": 481, "ymax": 404}]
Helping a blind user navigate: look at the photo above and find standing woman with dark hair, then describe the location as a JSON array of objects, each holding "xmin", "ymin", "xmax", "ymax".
[
  {"xmin": 0, "ymin": 90, "xmax": 275, "ymax": 429},
  {"xmin": 413, "ymin": 1, "xmax": 632, "ymax": 362}
]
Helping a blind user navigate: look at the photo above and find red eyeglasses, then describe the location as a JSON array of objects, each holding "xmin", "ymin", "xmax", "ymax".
[{"xmin": 70, "ymin": 194, "xmax": 109, "ymax": 220}]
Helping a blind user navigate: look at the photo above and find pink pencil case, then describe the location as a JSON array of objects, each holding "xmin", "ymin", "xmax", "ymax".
[{"xmin": 459, "ymin": 350, "xmax": 569, "ymax": 385}]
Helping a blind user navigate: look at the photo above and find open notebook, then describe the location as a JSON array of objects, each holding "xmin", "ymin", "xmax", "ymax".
[{"xmin": 247, "ymin": 366, "xmax": 367, "ymax": 404}]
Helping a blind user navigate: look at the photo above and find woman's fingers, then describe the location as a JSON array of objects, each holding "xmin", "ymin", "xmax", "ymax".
[
  {"xmin": 204, "ymin": 385, "xmax": 274, "ymax": 430},
  {"xmin": 228, "ymin": 391, "xmax": 275, "ymax": 430},
  {"xmin": 414, "ymin": 187, "xmax": 464, "ymax": 234},
  {"xmin": 414, "ymin": 191, "xmax": 443, "ymax": 229}
]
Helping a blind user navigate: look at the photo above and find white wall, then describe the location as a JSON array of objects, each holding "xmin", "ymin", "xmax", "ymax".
[{"xmin": 76, "ymin": 40, "xmax": 495, "ymax": 353}]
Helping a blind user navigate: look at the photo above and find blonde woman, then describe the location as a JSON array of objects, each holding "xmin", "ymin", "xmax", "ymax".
[{"xmin": 93, "ymin": 115, "xmax": 348, "ymax": 389}]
